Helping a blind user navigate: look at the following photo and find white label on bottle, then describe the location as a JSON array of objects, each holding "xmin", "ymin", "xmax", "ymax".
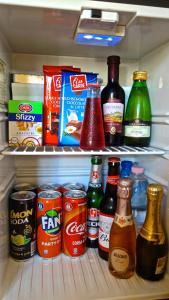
[
  {"xmin": 110, "ymin": 248, "xmax": 129, "ymax": 273},
  {"xmin": 99, "ymin": 213, "xmax": 114, "ymax": 252},
  {"xmin": 155, "ymin": 256, "xmax": 167, "ymax": 275},
  {"xmin": 87, "ymin": 208, "xmax": 100, "ymax": 241},
  {"xmin": 125, "ymin": 125, "xmax": 150, "ymax": 138}
]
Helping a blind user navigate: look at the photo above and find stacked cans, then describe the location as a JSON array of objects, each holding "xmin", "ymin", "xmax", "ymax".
[{"xmin": 9, "ymin": 182, "xmax": 87, "ymax": 260}]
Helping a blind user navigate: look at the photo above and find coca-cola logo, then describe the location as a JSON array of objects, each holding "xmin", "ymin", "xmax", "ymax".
[
  {"xmin": 19, "ymin": 104, "xmax": 32, "ymax": 112},
  {"xmin": 53, "ymin": 75, "xmax": 62, "ymax": 91},
  {"xmin": 66, "ymin": 221, "xmax": 86, "ymax": 236},
  {"xmin": 70, "ymin": 75, "xmax": 87, "ymax": 91}
]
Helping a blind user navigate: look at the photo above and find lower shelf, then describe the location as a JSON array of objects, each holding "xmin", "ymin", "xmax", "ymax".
[{"xmin": 1, "ymin": 249, "xmax": 169, "ymax": 300}]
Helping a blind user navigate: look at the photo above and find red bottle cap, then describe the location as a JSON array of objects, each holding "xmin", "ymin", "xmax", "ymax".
[{"xmin": 108, "ymin": 157, "xmax": 120, "ymax": 163}]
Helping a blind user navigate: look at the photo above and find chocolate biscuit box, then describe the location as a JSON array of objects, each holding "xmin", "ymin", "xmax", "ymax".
[{"xmin": 59, "ymin": 71, "xmax": 97, "ymax": 145}]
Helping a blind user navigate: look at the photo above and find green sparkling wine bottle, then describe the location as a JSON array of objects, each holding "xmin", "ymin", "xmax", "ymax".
[{"xmin": 124, "ymin": 71, "xmax": 152, "ymax": 147}]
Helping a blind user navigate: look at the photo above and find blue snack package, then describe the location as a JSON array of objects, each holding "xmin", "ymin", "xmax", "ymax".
[{"xmin": 59, "ymin": 70, "xmax": 97, "ymax": 145}]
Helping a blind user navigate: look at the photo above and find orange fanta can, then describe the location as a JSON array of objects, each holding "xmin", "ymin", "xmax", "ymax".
[{"xmin": 37, "ymin": 190, "xmax": 62, "ymax": 258}]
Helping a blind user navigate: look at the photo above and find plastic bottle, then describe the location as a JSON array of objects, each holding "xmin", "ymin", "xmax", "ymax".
[{"xmin": 131, "ymin": 165, "xmax": 148, "ymax": 233}]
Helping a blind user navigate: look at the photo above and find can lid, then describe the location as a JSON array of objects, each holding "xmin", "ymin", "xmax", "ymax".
[
  {"xmin": 38, "ymin": 190, "xmax": 62, "ymax": 199},
  {"xmin": 39, "ymin": 183, "xmax": 61, "ymax": 190},
  {"xmin": 62, "ymin": 182, "xmax": 85, "ymax": 191},
  {"xmin": 11, "ymin": 191, "xmax": 36, "ymax": 201},
  {"xmin": 63, "ymin": 189, "xmax": 86, "ymax": 199},
  {"xmin": 14, "ymin": 183, "xmax": 37, "ymax": 191},
  {"xmin": 133, "ymin": 71, "xmax": 147, "ymax": 81},
  {"xmin": 108, "ymin": 157, "xmax": 120, "ymax": 163},
  {"xmin": 147, "ymin": 183, "xmax": 163, "ymax": 195},
  {"xmin": 107, "ymin": 55, "xmax": 120, "ymax": 65}
]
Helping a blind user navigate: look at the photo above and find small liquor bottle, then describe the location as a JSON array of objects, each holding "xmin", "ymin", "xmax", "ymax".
[
  {"xmin": 109, "ymin": 178, "xmax": 136, "ymax": 279},
  {"xmin": 136, "ymin": 184, "xmax": 168, "ymax": 281}
]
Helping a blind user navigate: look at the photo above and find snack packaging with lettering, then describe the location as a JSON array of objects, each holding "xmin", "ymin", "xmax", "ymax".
[
  {"xmin": 8, "ymin": 100, "xmax": 43, "ymax": 147},
  {"xmin": 59, "ymin": 70, "xmax": 97, "ymax": 145}
]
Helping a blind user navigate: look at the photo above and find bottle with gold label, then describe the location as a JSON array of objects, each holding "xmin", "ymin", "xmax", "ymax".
[
  {"xmin": 136, "ymin": 184, "xmax": 168, "ymax": 281},
  {"xmin": 109, "ymin": 178, "xmax": 136, "ymax": 279}
]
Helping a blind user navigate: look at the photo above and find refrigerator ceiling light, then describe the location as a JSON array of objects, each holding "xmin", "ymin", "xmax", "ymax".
[{"xmin": 74, "ymin": 9, "xmax": 125, "ymax": 47}]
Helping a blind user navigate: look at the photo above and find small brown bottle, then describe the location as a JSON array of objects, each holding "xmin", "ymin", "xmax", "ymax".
[{"xmin": 109, "ymin": 178, "xmax": 136, "ymax": 279}]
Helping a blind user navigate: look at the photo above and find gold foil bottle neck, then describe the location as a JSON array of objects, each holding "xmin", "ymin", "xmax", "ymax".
[
  {"xmin": 147, "ymin": 183, "xmax": 163, "ymax": 197},
  {"xmin": 133, "ymin": 71, "xmax": 147, "ymax": 81},
  {"xmin": 117, "ymin": 178, "xmax": 133, "ymax": 199}
]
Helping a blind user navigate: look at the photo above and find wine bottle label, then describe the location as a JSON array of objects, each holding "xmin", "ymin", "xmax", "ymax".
[
  {"xmin": 114, "ymin": 213, "xmax": 133, "ymax": 228},
  {"xmin": 110, "ymin": 248, "xmax": 130, "ymax": 273},
  {"xmin": 125, "ymin": 121, "xmax": 151, "ymax": 138},
  {"xmin": 99, "ymin": 212, "xmax": 114, "ymax": 252},
  {"xmin": 155, "ymin": 256, "xmax": 167, "ymax": 275},
  {"xmin": 103, "ymin": 101, "xmax": 124, "ymax": 134},
  {"xmin": 107, "ymin": 175, "xmax": 119, "ymax": 185},
  {"xmin": 87, "ymin": 208, "xmax": 100, "ymax": 241},
  {"xmin": 89, "ymin": 164, "xmax": 102, "ymax": 184}
]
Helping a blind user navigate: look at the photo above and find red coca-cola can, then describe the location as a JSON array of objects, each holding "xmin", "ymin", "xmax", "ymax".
[{"xmin": 63, "ymin": 190, "xmax": 87, "ymax": 257}]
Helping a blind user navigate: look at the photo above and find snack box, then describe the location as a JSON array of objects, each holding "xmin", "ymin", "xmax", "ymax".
[
  {"xmin": 8, "ymin": 100, "xmax": 43, "ymax": 147},
  {"xmin": 59, "ymin": 70, "xmax": 97, "ymax": 146},
  {"xmin": 43, "ymin": 65, "xmax": 80, "ymax": 146}
]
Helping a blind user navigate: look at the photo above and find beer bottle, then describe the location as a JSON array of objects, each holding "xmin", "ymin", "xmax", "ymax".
[
  {"xmin": 109, "ymin": 178, "xmax": 136, "ymax": 279},
  {"xmin": 98, "ymin": 157, "xmax": 120, "ymax": 260},
  {"xmin": 87, "ymin": 156, "xmax": 104, "ymax": 248},
  {"xmin": 101, "ymin": 56, "xmax": 125, "ymax": 146},
  {"xmin": 124, "ymin": 71, "xmax": 152, "ymax": 147},
  {"xmin": 136, "ymin": 184, "xmax": 168, "ymax": 281}
]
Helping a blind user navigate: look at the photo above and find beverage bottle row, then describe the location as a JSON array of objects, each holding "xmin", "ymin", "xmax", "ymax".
[{"xmin": 80, "ymin": 55, "xmax": 152, "ymax": 150}]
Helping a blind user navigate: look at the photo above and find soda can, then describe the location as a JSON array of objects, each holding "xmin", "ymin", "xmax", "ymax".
[
  {"xmin": 9, "ymin": 191, "xmax": 36, "ymax": 260},
  {"xmin": 13, "ymin": 183, "xmax": 37, "ymax": 194},
  {"xmin": 63, "ymin": 190, "xmax": 87, "ymax": 257},
  {"xmin": 37, "ymin": 190, "xmax": 62, "ymax": 258},
  {"xmin": 62, "ymin": 182, "xmax": 85, "ymax": 193},
  {"xmin": 38, "ymin": 183, "xmax": 62, "ymax": 193}
]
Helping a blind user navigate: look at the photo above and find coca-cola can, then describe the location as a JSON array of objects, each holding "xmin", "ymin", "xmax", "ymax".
[
  {"xmin": 62, "ymin": 182, "xmax": 85, "ymax": 193},
  {"xmin": 63, "ymin": 190, "xmax": 87, "ymax": 257}
]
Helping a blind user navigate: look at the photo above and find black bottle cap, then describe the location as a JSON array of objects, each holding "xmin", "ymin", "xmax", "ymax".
[{"xmin": 107, "ymin": 56, "xmax": 120, "ymax": 65}]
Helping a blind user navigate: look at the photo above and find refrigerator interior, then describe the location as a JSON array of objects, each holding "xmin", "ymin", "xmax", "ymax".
[{"xmin": 0, "ymin": 1, "xmax": 169, "ymax": 300}]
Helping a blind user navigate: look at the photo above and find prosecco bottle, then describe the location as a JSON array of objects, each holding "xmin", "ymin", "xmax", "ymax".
[
  {"xmin": 124, "ymin": 71, "xmax": 152, "ymax": 147},
  {"xmin": 101, "ymin": 56, "xmax": 125, "ymax": 146},
  {"xmin": 136, "ymin": 184, "xmax": 168, "ymax": 281},
  {"xmin": 109, "ymin": 178, "xmax": 136, "ymax": 279}
]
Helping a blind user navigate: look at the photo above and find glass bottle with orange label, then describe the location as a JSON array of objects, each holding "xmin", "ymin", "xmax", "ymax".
[
  {"xmin": 86, "ymin": 156, "xmax": 104, "ymax": 248},
  {"xmin": 109, "ymin": 178, "xmax": 136, "ymax": 279},
  {"xmin": 98, "ymin": 157, "xmax": 120, "ymax": 260}
]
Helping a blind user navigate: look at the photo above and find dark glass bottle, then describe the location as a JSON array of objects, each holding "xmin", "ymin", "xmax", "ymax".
[
  {"xmin": 124, "ymin": 71, "xmax": 152, "ymax": 147},
  {"xmin": 101, "ymin": 56, "xmax": 125, "ymax": 146},
  {"xmin": 136, "ymin": 184, "xmax": 168, "ymax": 281},
  {"xmin": 86, "ymin": 156, "xmax": 104, "ymax": 248},
  {"xmin": 109, "ymin": 178, "xmax": 136, "ymax": 279},
  {"xmin": 98, "ymin": 157, "xmax": 120, "ymax": 260}
]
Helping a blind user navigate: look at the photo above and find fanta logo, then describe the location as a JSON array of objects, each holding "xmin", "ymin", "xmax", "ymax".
[
  {"xmin": 70, "ymin": 75, "xmax": 87, "ymax": 91},
  {"xmin": 66, "ymin": 221, "xmax": 86, "ymax": 236},
  {"xmin": 42, "ymin": 210, "xmax": 61, "ymax": 234},
  {"xmin": 19, "ymin": 104, "xmax": 32, "ymax": 112},
  {"xmin": 53, "ymin": 75, "xmax": 62, "ymax": 91}
]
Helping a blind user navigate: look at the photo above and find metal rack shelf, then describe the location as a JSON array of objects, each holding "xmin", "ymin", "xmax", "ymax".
[{"xmin": 2, "ymin": 145, "xmax": 165, "ymax": 156}]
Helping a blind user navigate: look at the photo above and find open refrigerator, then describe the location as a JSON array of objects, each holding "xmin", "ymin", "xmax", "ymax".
[{"xmin": 0, "ymin": 1, "xmax": 169, "ymax": 300}]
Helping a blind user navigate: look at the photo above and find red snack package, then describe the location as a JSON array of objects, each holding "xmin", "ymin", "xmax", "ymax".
[{"xmin": 43, "ymin": 65, "xmax": 80, "ymax": 145}]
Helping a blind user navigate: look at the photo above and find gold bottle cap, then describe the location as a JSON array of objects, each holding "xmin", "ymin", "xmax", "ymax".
[
  {"xmin": 133, "ymin": 71, "xmax": 147, "ymax": 81},
  {"xmin": 147, "ymin": 183, "xmax": 163, "ymax": 196}
]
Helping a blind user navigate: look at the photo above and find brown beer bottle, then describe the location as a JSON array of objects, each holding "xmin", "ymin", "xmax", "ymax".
[
  {"xmin": 109, "ymin": 178, "xmax": 136, "ymax": 279},
  {"xmin": 101, "ymin": 56, "xmax": 125, "ymax": 146},
  {"xmin": 98, "ymin": 157, "xmax": 120, "ymax": 260},
  {"xmin": 136, "ymin": 184, "xmax": 168, "ymax": 281}
]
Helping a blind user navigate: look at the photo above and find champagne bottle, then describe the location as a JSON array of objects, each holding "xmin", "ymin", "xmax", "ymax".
[
  {"xmin": 136, "ymin": 184, "xmax": 168, "ymax": 281},
  {"xmin": 124, "ymin": 71, "xmax": 152, "ymax": 147},
  {"xmin": 86, "ymin": 156, "xmax": 104, "ymax": 248},
  {"xmin": 101, "ymin": 56, "xmax": 125, "ymax": 146},
  {"xmin": 109, "ymin": 178, "xmax": 136, "ymax": 279}
]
